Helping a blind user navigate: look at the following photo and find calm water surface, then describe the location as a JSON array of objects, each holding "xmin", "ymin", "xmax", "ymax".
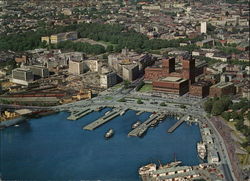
[{"xmin": 0, "ymin": 108, "xmax": 202, "ymax": 181}]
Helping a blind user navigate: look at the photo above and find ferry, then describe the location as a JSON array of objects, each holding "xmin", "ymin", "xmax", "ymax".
[
  {"xmin": 132, "ymin": 121, "xmax": 141, "ymax": 129},
  {"xmin": 197, "ymin": 142, "xmax": 206, "ymax": 160},
  {"xmin": 104, "ymin": 129, "xmax": 114, "ymax": 139}
]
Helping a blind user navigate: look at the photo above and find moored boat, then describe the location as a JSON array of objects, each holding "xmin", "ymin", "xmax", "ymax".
[
  {"xmin": 105, "ymin": 111, "xmax": 111, "ymax": 115},
  {"xmin": 132, "ymin": 121, "xmax": 141, "ymax": 129},
  {"xmin": 104, "ymin": 129, "xmax": 114, "ymax": 139}
]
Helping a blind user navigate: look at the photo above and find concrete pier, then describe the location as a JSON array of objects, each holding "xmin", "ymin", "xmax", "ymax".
[
  {"xmin": 167, "ymin": 115, "xmax": 188, "ymax": 133},
  {"xmin": 136, "ymin": 111, "xmax": 144, "ymax": 116},
  {"xmin": 83, "ymin": 109, "xmax": 123, "ymax": 130},
  {"xmin": 128, "ymin": 113, "xmax": 161, "ymax": 137},
  {"xmin": 120, "ymin": 108, "xmax": 128, "ymax": 116},
  {"xmin": 67, "ymin": 108, "xmax": 94, "ymax": 120}
]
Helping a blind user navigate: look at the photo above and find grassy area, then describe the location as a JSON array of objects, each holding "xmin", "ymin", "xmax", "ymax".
[
  {"xmin": 139, "ymin": 84, "xmax": 153, "ymax": 92},
  {"xmin": 112, "ymin": 84, "xmax": 123, "ymax": 89},
  {"xmin": 98, "ymin": 40, "xmax": 117, "ymax": 48},
  {"xmin": 105, "ymin": 96, "xmax": 113, "ymax": 100},
  {"xmin": 227, "ymin": 121, "xmax": 246, "ymax": 143},
  {"xmin": 237, "ymin": 154, "xmax": 250, "ymax": 166}
]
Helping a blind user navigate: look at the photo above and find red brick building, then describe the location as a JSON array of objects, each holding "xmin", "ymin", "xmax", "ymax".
[
  {"xmin": 144, "ymin": 56, "xmax": 197, "ymax": 96},
  {"xmin": 209, "ymin": 82, "xmax": 236, "ymax": 97},
  {"xmin": 189, "ymin": 81, "xmax": 210, "ymax": 98},
  {"xmin": 144, "ymin": 58, "xmax": 176, "ymax": 81},
  {"xmin": 153, "ymin": 77, "xmax": 189, "ymax": 96},
  {"xmin": 182, "ymin": 57, "xmax": 195, "ymax": 84}
]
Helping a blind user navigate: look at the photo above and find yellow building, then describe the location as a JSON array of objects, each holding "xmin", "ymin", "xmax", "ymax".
[
  {"xmin": 50, "ymin": 31, "xmax": 78, "ymax": 44},
  {"xmin": 72, "ymin": 90, "xmax": 92, "ymax": 101},
  {"xmin": 41, "ymin": 36, "xmax": 50, "ymax": 44}
]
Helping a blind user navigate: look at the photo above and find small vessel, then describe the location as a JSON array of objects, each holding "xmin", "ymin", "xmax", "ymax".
[
  {"xmin": 197, "ymin": 142, "xmax": 206, "ymax": 160},
  {"xmin": 150, "ymin": 119, "xmax": 159, "ymax": 127},
  {"xmin": 150, "ymin": 114, "xmax": 155, "ymax": 118},
  {"xmin": 105, "ymin": 111, "xmax": 111, "ymax": 116},
  {"xmin": 14, "ymin": 124, "xmax": 19, "ymax": 127},
  {"xmin": 120, "ymin": 110, "xmax": 127, "ymax": 116},
  {"xmin": 132, "ymin": 121, "xmax": 141, "ymax": 129},
  {"xmin": 104, "ymin": 129, "xmax": 114, "ymax": 139},
  {"xmin": 95, "ymin": 107, "xmax": 101, "ymax": 111}
]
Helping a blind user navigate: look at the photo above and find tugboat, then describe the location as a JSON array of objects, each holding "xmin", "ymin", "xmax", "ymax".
[
  {"xmin": 104, "ymin": 129, "xmax": 114, "ymax": 139},
  {"xmin": 132, "ymin": 121, "xmax": 141, "ymax": 129}
]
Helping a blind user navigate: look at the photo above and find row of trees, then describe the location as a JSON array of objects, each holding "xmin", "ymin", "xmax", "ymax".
[{"xmin": 204, "ymin": 96, "xmax": 232, "ymax": 116}]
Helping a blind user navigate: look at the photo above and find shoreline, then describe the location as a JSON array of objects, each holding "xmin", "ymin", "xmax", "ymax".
[{"xmin": 0, "ymin": 110, "xmax": 58, "ymax": 129}]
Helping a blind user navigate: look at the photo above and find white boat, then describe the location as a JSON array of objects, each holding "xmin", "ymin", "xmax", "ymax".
[
  {"xmin": 105, "ymin": 111, "xmax": 111, "ymax": 116},
  {"xmin": 14, "ymin": 124, "xmax": 19, "ymax": 127},
  {"xmin": 104, "ymin": 129, "xmax": 114, "ymax": 139},
  {"xmin": 120, "ymin": 110, "xmax": 127, "ymax": 116},
  {"xmin": 197, "ymin": 142, "xmax": 206, "ymax": 160},
  {"xmin": 132, "ymin": 121, "xmax": 141, "ymax": 129}
]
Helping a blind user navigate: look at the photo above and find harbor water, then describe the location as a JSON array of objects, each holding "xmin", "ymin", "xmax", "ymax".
[{"xmin": 0, "ymin": 108, "xmax": 202, "ymax": 181}]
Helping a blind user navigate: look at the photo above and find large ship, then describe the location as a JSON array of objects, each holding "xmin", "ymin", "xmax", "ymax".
[
  {"xmin": 104, "ymin": 129, "xmax": 114, "ymax": 139},
  {"xmin": 197, "ymin": 142, "xmax": 206, "ymax": 160},
  {"xmin": 139, "ymin": 163, "xmax": 157, "ymax": 175}
]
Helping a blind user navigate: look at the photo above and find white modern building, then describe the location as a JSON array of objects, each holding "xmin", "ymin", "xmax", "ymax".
[{"xmin": 200, "ymin": 22, "xmax": 207, "ymax": 34}]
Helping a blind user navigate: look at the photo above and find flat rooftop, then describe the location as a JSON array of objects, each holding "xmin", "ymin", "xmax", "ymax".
[
  {"xmin": 13, "ymin": 68, "xmax": 32, "ymax": 72},
  {"xmin": 211, "ymin": 82, "xmax": 234, "ymax": 88},
  {"xmin": 161, "ymin": 77, "xmax": 183, "ymax": 82}
]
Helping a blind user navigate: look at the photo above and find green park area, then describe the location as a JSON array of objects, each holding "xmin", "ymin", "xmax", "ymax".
[
  {"xmin": 204, "ymin": 97, "xmax": 250, "ymax": 164},
  {"xmin": 139, "ymin": 84, "xmax": 153, "ymax": 92}
]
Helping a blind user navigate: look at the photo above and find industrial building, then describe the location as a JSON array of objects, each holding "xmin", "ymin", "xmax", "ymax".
[
  {"xmin": 11, "ymin": 68, "xmax": 34, "ymax": 85},
  {"xmin": 100, "ymin": 72, "xmax": 117, "ymax": 88},
  {"xmin": 68, "ymin": 60, "xmax": 84, "ymax": 75}
]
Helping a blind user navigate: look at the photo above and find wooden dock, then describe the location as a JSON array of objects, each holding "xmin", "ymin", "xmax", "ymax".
[
  {"xmin": 83, "ymin": 109, "xmax": 123, "ymax": 130},
  {"xmin": 67, "ymin": 108, "xmax": 93, "ymax": 120},
  {"xmin": 136, "ymin": 111, "xmax": 144, "ymax": 116},
  {"xmin": 128, "ymin": 113, "xmax": 160, "ymax": 137},
  {"xmin": 167, "ymin": 115, "xmax": 187, "ymax": 133}
]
